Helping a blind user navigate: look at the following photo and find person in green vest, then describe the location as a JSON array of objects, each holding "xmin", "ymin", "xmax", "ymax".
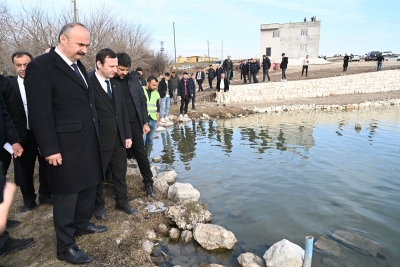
[{"xmin": 143, "ymin": 76, "xmax": 160, "ymax": 145}]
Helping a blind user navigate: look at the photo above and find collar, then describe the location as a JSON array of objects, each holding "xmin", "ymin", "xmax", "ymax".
[
  {"xmin": 55, "ymin": 46, "xmax": 76, "ymax": 66},
  {"xmin": 17, "ymin": 75, "xmax": 24, "ymax": 84},
  {"xmin": 95, "ymin": 71, "xmax": 109, "ymax": 85}
]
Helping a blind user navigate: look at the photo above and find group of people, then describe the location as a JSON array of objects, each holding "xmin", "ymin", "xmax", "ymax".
[{"xmin": 0, "ymin": 22, "xmax": 165, "ymax": 265}]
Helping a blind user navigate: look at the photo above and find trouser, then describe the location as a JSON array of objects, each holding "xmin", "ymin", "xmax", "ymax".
[
  {"xmin": 0, "ymin": 149, "xmax": 11, "ymax": 176},
  {"xmin": 18, "ymin": 130, "xmax": 51, "ymax": 205},
  {"xmin": 197, "ymin": 80, "xmax": 203, "ymax": 91},
  {"xmin": 249, "ymin": 73, "xmax": 258, "ymax": 83},
  {"xmin": 281, "ymin": 68, "xmax": 287, "ymax": 79},
  {"xmin": 377, "ymin": 62, "xmax": 382, "ymax": 71},
  {"xmin": 217, "ymin": 90, "xmax": 229, "ymax": 104},
  {"xmin": 53, "ymin": 185, "xmax": 96, "ymax": 252},
  {"xmin": 172, "ymin": 88, "xmax": 178, "ymax": 104},
  {"xmin": 160, "ymin": 96, "xmax": 170, "ymax": 118},
  {"xmin": 302, "ymin": 65, "xmax": 308, "ymax": 76},
  {"xmin": 262, "ymin": 69, "xmax": 270, "ymax": 82},
  {"xmin": 180, "ymin": 98, "xmax": 190, "ymax": 114},
  {"xmin": 343, "ymin": 63, "xmax": 348, "ymax": 71},
  {"xmin": 95, "ymin": 135, "xmax": 128, "ymax": 210},
  {"xmin": 225, "ymin": 70, "xmax": 232, "ymax": 83},
  {"xmin": 144, "ymin": 119, "xmax": 157, "ymax": 145},
  {"xmin": 127, "ymin": 120, "xmax": 153, "ymax": 185},
  {"xmin": 240, "ymin": 71, "xmax": 243, "ymax": 80},
  {"xmin": 242, "ymin": 73, "xmax": 248, "ymax": 83},
  {"xmin": 208, "ymin": 78, "xmax": 214, "ymax": 89},
  {"xmin": 192, "ymin": 95, "xmax": 196, "ymax": 109},
  {"xmin": 0, "ymin": 231, "xmax": 9, "ymax": 249}
]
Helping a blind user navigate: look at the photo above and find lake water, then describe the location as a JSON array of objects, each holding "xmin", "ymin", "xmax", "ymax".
[{"xmin": 151, "ymin": 106, "xmax": 400, "ymax": 267}]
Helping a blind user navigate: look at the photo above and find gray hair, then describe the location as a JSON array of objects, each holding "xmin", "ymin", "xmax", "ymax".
[{"xmin": 58, "ymin": 22, "xmax": 88, "ymax": 41}]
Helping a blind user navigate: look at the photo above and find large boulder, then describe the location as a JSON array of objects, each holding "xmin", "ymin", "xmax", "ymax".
[
  {"xmin": 193, "ymin": 223, "xmax": 237, "ymax": 250},
  {"xmin": 238, "ymin": 252, "xmax": 265, "ymax": 267},
  {"xmin": 166, "ymin": 203, "xmax": 212, "ymax": 230},
  {"xmin": 331, "ymin": 229, "xmax": 382, "ymax": 257},
  {"xmin": 263, "ymin": 239, "xmax": 304, "ymax": 267},
  {"xmin": 153, "ymin": 175, "xmax": 169, "ymax": 193},
  {"xmin": 168, "ymin": 183, "xmax": 200, "ymax": 202},
  {"xmin": 157, "ymin": 170, "xmax": 178, "ymax": 183},
  {"xmin": 314, "ymin": 236, "xmax": 341, "ymax": 258}
]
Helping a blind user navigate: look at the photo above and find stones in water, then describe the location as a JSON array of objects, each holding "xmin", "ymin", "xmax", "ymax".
[
  {"xmin": 193, "ymin": 223, "xmax": 237, "ymax": 250},
  {"xmin": 142, "ymin": 240, "xmax": 154, "ymax": 254},
  {"xmin": 168, "ymin": 183, "xmax": 200, "ymax": 203},
  {"xmin": 355, "ymin": 122, "xmax": 362, "ymax": 130},
  {"xmin": 153, "ymin": 175, "xmax": 169, "ymax": 193},
  {"xmin": 331, "ymin": 229, "xmax": 382, "ymax": 257},
  {"xmin": 166, "ymin": 203, "xmax": 212, "ymax": 230},
  {"xmin": 169, "ymin": 227, "xmax": 181, "ymax": 240},
  {"xmin": 321, "ymin": 257, "xmax": 339, "ymax": 267},
  {"xmin": 180, "ymin": 230, "xmax": 193, "ymax": 244},
  {"xmin": 157, "ymin": 170, "xmax": 178, "ymax": 183},
  {"xmin": 229, "ymin": 209, "xmax": 243, "ymax": 218},
  {"xmin": 314, "ymin": 236, "xmax": 341, "ymax": 258},
  {"xmin": 156, "ymin": 126, "xmax": 167, "ymax": 132},
  {"xmin": 263, "ymin": 239, "xmax": 304, "ymax": 267},
  {"xmin": 153, "ymin": 156, "xmax": 162, "ymax": 163},
  {"xmin": 199, "ymin": 264, "xmax": 226, "ymax": 267},
  {"xmin": 237, "ymin": 252, "xmax": 266, "ymax": 267}
]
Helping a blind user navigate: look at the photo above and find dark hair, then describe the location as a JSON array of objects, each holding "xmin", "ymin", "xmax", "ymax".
[
  {"xmin": 116, "ymin": 52, "xmax": 132, "ymax": 67},
  {"xmin": 95, "ymin": 48, "xmax": 116, "ymax": 65},
  {"xmin": 209, "ymin": 65, "xmax": 212, "ymax": 67},
  {"xmin": 282, "ymin": 53, "xmax": 285, "ymax": 56},
  {"xmin": 172, "ymin": 71, "xmax": 176, "ymax": 74},
  {"xmin": 58, "ymin": 22, "xmax": 87, "ymax": 41},
  {"xmin": 183, "ymin": 72, "xmax": 188, "ymax": 75},
  {"xmin": 147, "ymin": 76, "xmax": 158, "ymax": 83},
  {"xmin": 263, "ymin": 55, "xmax": 266, "ymax": 57},
  {"xmin": 11, "ymin": 51, "xmax": 33, "ymax": 63},
  {"xmin": 164, "ymin": 72, "xmax": 170, "ymax": 76},
  {"xmin": 136, "ymin": 67, "xmax": 143, "ymax": 72}
]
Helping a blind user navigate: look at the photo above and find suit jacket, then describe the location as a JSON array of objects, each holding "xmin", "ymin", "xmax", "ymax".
[
  {"xmin": 216, "ymin": 78, "xmax": 229, "ymax": 92},
  {"xmin": 24, "ymin": 48, "xmax": 103, "ymax": 195},
  {"xmin": 90, "ymin": 74, "xmax": 131, "ymax": 151},
  {"xmin": 196, "ymin": 71, "xmax": 205, "ymax": 81},
  {"xmin": 126, "ymin": 73, "xmax": 148, "ymax": 128},
  {"xmin": 0, "ymin": 91, "xmax": 20, "ymax": 147},
  {"xmin": 0, "ymin": 76, "xmax": 27, "ymax": 143}
]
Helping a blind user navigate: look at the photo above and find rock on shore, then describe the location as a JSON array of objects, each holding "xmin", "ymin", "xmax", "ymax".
[
  {"xmin": 193, "ymin": 223, "xmax": 237, "ymax": 250},
  {"xmin": 238, "ymin": 252, "xmax": 266, "ymax": 267},
  {"xmin": 168, "ymin": 183, "xmax": 200, "ymax": 202},
  {"xmin": 263, "ymin": 239, "xmax": 304, "ymax": 267}
]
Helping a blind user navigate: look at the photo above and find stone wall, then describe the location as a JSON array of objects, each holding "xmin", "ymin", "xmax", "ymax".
[{"xmin": 228, "ymin": 70, "xmax": 400, "ymax": 103}]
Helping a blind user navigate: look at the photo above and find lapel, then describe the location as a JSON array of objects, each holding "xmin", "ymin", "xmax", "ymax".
[
  {"xmin": 50, "ymin": 49, "xmax": 88, "ymax": 91},
  {"xmin": 110, "ymin": 79, "xmax": 120, "ymax": 108},
  {"xmin": 91, "ymin": 74, "xmax": 114, "ymax": 113},
  {"xmin": 10, "ymin": 78, "xmax": 23, "ymax": 102}
]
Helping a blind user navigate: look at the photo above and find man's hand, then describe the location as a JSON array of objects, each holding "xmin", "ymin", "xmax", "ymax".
[
  {"xmin": 191, "ymin": 94, "xmax": 193, "ymax": 97},
  {"xmin": 178, "ymin": 96, "xmax": 181, "ymax": 101},
  {"xmin": 157, "ymin": 121, "xmax": 160, "ymax": 128},
  {"xmin": 143, "ymin": 124, "xmax": 150, "ymax": 134},
  {"xmin": 125, "ymin": 139, "xmax": 132, "ymax": 148},
  {"xmin": 0, "ymin": 182, "xmax": 16, "ymax": 234},
  {"xmin": 46, "ymin": 153, "xmax": 62, "ymax": 166},
  {"xmin": 11, "ymin": 143, "xmax": 23, "ymax": 158}
]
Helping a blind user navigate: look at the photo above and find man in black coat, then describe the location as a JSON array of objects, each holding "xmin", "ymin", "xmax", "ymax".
[
  {"xmin": 281, "ymin": 53, "xmax": 289, "ymax": 81},
  {"xmin": 0, "ymin": 84, "xmax": 33, "ymax": 259},
  {"xmin": 90, "ymin": 49, "xmax": 136, "ymax": 220},
  {"xmin": 249, "ymin": 59, "xmax": 259, "ymax": 83},
  {"xmin": 136, "ymin": 67, "xmax": 147, "ymax": 86},
  {"xmin": 343, "ymin": 53, "xmax": 349, "ymax": 72},
  {"xmin": 177, "ymin": 72, "xmax": 194, "ymax": 118},
  {"xmin": 114, "ymin": 53, "xmax": 156, "ymax": 197},
  {"xmin": 158, "ymin": 72, "xmax": 173, "ymax": 122},
  {"xmin": 24, "ymin": 23, "xmax": 107, "ymax": 264},
  {"xmin": 207, "ymin": 65, "xmax": 216, "ymax": 90},
  {"xmin": 10, "ymin": 52, "xmax": 52, "ymax": 213},
  {"xmin": 262, "ymin": 55, "xmax": 271, "ymax": 82},
  {"xmin": 241, "ymin": 60, "xmax": 249, "ymax": 84},
  {"xmin": 216, "ymin": 72, "xmax": 229, "ymax": 106},
  {"xmin": 195, "ymin": 68, "xmax": 205, "ymax": 92},
  {"xmin": 222, "ymin": 56, "xmax": 233, "ymax": 83}
]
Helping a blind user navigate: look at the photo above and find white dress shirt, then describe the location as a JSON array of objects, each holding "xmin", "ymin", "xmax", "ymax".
[
  {"xmin": 220, "ymin": 79, "xmax": 225, "ymax": 89},
  {"xmin": 54, "ymin": 46, "xmax": 88, "ymax": 86},
  {"xmin": 165, "ymin": 81, "xmax": 170, "ymax": 97},
  {"xmin": 17, "ymin": 76, "xmax": 29, "ymax": 129},
  {"xmin": 95, "ymin": 72, "xmax": 111, "ymax": 94}
]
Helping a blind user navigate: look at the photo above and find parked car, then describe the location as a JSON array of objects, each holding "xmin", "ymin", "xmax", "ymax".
[
  {"xmin": 385, "ymin": 55, "xmax": 400, "ymax": 61},
  {"xmin": 365, "ymin": 51, "xmax": 381, "ymax": 61},
  {"xmin": 382, "ymin": 51, "xmax": 392, "ymax": 56},
  {"xmin": 352, "ymin": 55, "xmax": 360, "ymax": 62}
]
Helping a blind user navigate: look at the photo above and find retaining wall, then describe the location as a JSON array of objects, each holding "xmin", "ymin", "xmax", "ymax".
[{"xmin": 228, "ymin": 70, "xmax": 400, "ymax": 103}]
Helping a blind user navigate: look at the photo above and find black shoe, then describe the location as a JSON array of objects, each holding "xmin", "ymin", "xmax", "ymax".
[
  {"xmin": 216, "ymin": 104, "xmax": 219, "ymax": 106},
  {"xmin": 75, "ymin": 223, "xmax": 108, "ymax": 237},
  {"xmin": 116, "ymin": 204, "xmax": 138, "ymax": 215},
  {"xmin": 192, "ymin": 108, "xmax": 197, "ymax": 110},
  {"xmin": 39, "ymin": 197, "xmax": 53, "ymax": 205},
  {"xmin": 0, "ymin": 237, "xmax": 34, "ymax": 258},
  {"xmin": 223, "ymin": 104, "xmax": 226, "ymax": 106},
  {"xmin": 20, "ymin": 202, "xmax": 37, "ymax": 213},
  {"xmin": 6, "ymin": 219, "xmax": 21, "ymax": 230},
  {"xmin": 57, "ymin": 247, "xmax": 93, "ymax": 264},
  {"xmin": 94, "ymin": 207, "xmax": 107, "ymax": 220},
  {"xmin": 145, "ymin": 184, "xmax": 156, "ymax": 197}
]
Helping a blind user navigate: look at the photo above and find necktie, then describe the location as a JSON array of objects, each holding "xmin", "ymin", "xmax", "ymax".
[
  {"xmin": 105, "ymin": 80, "xmax": 112, "ymax": 99},
  {"xmin": 71, "ymin": 63, "xmax": 87, "ymax": 87}
]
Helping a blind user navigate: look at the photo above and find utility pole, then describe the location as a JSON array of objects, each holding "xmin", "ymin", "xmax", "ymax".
[
  {"xmin": 173, "ymin": 22, "xmax": 177, "ymax": 65},
  {"xmin": 160, "ymin": 41, "xmax": 164, "ymax": 54},
  {"xmin": 73, "ymin": 0, "xmax": 77, "ymax": 22},
  {"xmin": 207, "ymin": 39, "xmax": 210, "ymax": 64},
  {"xmin": 221, "ymin": 40, "xmax": 223, "ymax": 60}
]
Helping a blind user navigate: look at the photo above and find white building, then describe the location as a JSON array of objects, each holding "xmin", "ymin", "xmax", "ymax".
[{"xmin": 260, "ymin": 21, "xmax": 321, "ymax": 64}]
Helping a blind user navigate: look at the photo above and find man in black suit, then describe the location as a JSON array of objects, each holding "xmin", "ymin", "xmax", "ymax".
[
  {"xmin": 91, "ymin": 49, "xmax": 137, "ymax": 219},
  {"xmin": 216, "ymin": 72, "xmax": 229, "ymax": 106},
  {"xmin": 10, "ymin": 52, "xmax": 52, "ymax": 212},
  {"xmin": 24, "ymin": 23, "xmax": 107, "ymax": 264},
  {"xmin": 114, "ymin": 53, "xmax": 156, "ymax": 197},
  {"xmin": 195, "ymin": 68, "xmax": 205, "ymax": 91},
  {"xmin": 0, "ymin": 83, "xmax": 34, "ymax": 259}
]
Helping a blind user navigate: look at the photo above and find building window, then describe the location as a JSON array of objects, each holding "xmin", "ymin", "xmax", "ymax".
[
  {"xmin": 300, "ymin": 44, "xmax": 307, "ymax": 51},
  {"xmin": 301, "ymin": 29, "xmax": 308, "ymax": 36},
  {"xmin": 266, "ymin": 47, "xmax": 271, "ymax": 57},
  {"xmin": 273, "ymin": 31, "xmax": 280, "ymax": 37}
]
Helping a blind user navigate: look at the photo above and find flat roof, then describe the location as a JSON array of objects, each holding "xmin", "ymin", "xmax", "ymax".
[{"xmin": 260, "ymin": 20, "xmax": 320, "ymax": 30}]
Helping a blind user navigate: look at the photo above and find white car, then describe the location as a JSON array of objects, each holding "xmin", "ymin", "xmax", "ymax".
[
  {"xmin": 385, "ymin": 55, "xmax": 400, "ymax": 61},
  {"xmin": 382, "ymin": 51, "xmax": 392, "ymax": 56},
  {"xmin": 352, "ymin": 55, "xmax": 360, "ymax": 62}
]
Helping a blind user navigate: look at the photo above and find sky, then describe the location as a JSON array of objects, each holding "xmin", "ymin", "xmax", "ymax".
[{"xmin": 7, "ymin": 0, "xmax": 400, "ymax": 60}]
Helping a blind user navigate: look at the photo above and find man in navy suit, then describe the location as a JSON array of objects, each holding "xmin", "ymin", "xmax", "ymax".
[{"xmin": 24, "ymin": 23, "xmax": 107, "ymax": 264}]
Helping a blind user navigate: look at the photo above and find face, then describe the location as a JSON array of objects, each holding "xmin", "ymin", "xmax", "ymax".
[
  {"xmin": 191, "ymin": 74, "xmax": 195, "ymax": 79},
  {"xmin": 116, "ymin": 65, "xmax": 130, "ymax": 79},
  {"xmin": 228, "ymin": 56, "xmax": 231, "ymax": 60},
  {"xmin": 138, "ymin": 70, "xmax": 143, "ymax": 75},
  {"xmin": 147, "ymin": 79, "xmax": 158, "ymax": 90},
  {"xmin": 306, "ymin": 56, "xmax": 309, "ymax": 59},
  {"xmin": 165, "ymin": 75, "xmax": 170, "ymax": 81},
  {"xmin": 97, "ymin": 56, "xmax": 118, "ymax": 79},
  {"xmin": 59, "ymin": 25, "xmax": 90, "ymax": 62},
  {"xmin": 221, "ymin": 73, "xmax": 225, "ymax": 79},
  {"xmin": 13, "ymin": 55, "xmax": 31, "ymax": 79},
  {"xmin": 183, "ymin": 74, "xmax": 188, "ymax": 79},
  {"xmin": 171, "ymin": 72, "xmax": 176, "ymax": 77}
]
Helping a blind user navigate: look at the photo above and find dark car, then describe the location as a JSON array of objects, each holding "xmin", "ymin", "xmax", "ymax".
[{"xmin": 365, "ymin": 51, "xmax": 381, "ymax": 61}]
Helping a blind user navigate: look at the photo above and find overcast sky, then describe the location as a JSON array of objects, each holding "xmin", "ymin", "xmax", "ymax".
[{"xmin": 7, "ymin": 0, "xmax": 400, "ymax": 59}]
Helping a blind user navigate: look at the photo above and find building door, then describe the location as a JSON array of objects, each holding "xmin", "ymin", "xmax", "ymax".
[{"xmin": 266, "ymin": 47, "xmax": 271, "ymax": 57}]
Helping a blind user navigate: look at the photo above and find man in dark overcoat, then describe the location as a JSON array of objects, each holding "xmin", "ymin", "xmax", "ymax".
[{"xmin": 24, "ymin": 22, "xmax": 107, "ymax": 265}]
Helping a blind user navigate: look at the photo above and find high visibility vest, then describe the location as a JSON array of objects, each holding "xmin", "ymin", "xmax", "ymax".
[{"xmin": 143, "ymin": 86, "xmax": 160, "ymax": 121}]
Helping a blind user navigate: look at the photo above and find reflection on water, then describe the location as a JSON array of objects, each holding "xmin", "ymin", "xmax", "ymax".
[{"xmin": 152, "ymin": 106, "xmax": 400, "ymax": 267}]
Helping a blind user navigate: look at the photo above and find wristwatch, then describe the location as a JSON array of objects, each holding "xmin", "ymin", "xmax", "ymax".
[{"xmin": 144, "ymin": 122, "xmax": 149, "ymax": 126}]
